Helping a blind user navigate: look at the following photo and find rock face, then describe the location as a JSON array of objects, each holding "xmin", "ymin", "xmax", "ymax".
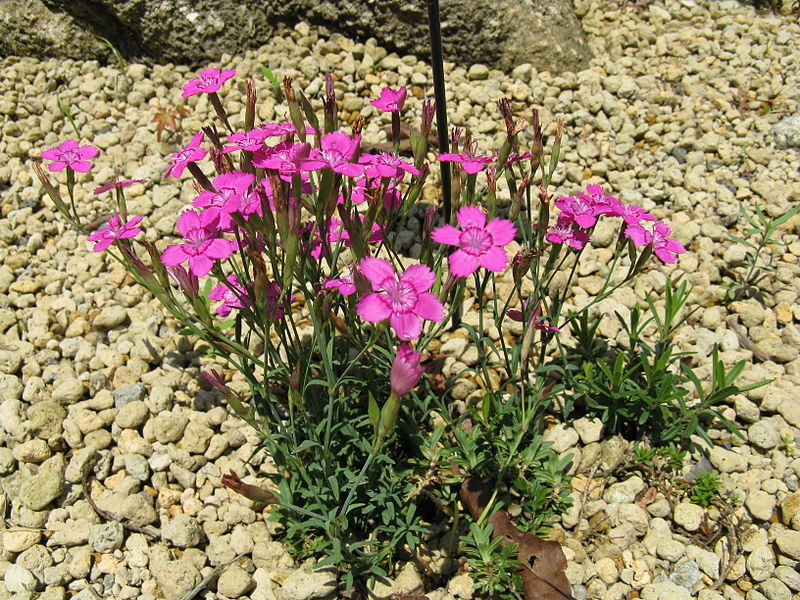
[{"xmin": 0, "ymin": 0, "xmax": 591, "ymax": 73}]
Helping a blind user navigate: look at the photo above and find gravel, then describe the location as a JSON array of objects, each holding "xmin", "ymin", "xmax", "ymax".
[{"xmin": 1, "ymin": 0, "xmax": 799, "ymax": 598}]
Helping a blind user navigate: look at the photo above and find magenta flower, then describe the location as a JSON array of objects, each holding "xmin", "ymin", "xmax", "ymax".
[
  {"xmin": 222, "ymin": 129, "xmax": 269, "ymax": 153},
  {"xmin": 370, "ymin": 87, "xmax": 408, "ymax": 113},
  {"xmin": 263, "ymin": 281, "xmax": 292, "ymax": 320},
  {"xmin": 193, "ymin": 171, "xmax": 254, "ymax": 228},
  {"xmin": 356, "ymin": 257, "xmax": 444, "ymax": 340},
  {"xmin": 181, "ymin": 68, "xmax": 236, "ymax": 97},
  {"xmin": 86, "ymin": 214, "xmax": 143, "ymax": 252},
  {"xmin": 309, "ymin": 217, "xmax": 383, "ymax": 260},
  {"xmin": 252, "ymin": 141, "xmax": 313, "ymax": 178},
  {"xmin": 301, "ymin": 132, "xmax": 364, "ymax": 177},
  {"xmin": 578, "ymin": 184, "xmax": 618, "ymax": 214},
  {"xmin": 390, "ymin": 342, "xmax": 424, "ymax": 397},
  {"xmin": 437, "ymin": 152, "xmax": 494, "ymax": 175},
  {"xmin": 358, "ymin": 152, "xmax": 420, "ymax": 179},
  {"xmin": 209, "ymin": 274, "xmax": 252, "ymax": 317},
  {"xmin": 324, "ymin": 272, "xmax": 357, "ymax": 296},
  {"xmin": 625, "ymin": 221, "xmax": 686, "ymax": 264},
  {"xmin": 165, "ymin": 131, "xmax": 206, "ymax": 178},
  {"xmin": 40, "ymin": 139, "xmax": 98, "ymax": 173},
  {"xmin": 554, "ymin": 195, "xmax": 600, "ymax": 229},
  {"xmin": 610, "ymin": 203, "xmax": 657, "ymax": 226},
  {"xmin": 257, "ymin": 121, "xmax": 317, "ymax": 137},
  {"xmin": 160, "ymin": 210, "xmax": 237, "ymax": 277},
  {"xmin": 431, "ymin": 205, "xmax": 517, "ymax": 277},
  {"xmin": 546, "ymin": 218, "xmax": 590, "ymax": 250}
]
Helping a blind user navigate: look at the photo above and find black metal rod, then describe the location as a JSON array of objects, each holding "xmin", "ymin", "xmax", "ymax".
[{"xmin": 427, "ymin": 0, "xmax": 452, "ymax": 224}]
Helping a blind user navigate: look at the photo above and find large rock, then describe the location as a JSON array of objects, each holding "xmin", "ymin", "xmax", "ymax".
[{"xmin": 2, "ymin": 0, "xmax": 590, "ymax": 73}]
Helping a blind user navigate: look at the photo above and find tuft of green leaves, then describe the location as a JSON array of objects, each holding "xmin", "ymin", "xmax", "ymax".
[
  {"xmin": 690, "ymin": 470, "xmax": 721, "ymax": 508},
  {"xmin": 460, "ymin": 522, "xmax": 522, "ymax": 599},
  {"xmin": 559, "ymin": 278, "xmax": 769, "ymax": 448},
  {"xmin": 96, "ymin": 35, "xmax": 126, "ymax": 69},
  {"xmin": 722, "ymin": 201, "xmax": 800, "ymax": 304}
]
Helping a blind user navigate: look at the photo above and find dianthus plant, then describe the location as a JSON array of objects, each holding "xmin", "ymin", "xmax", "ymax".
[{"xmin": 38, "ymin": 69, "xmax": 684, "ymax": 592}]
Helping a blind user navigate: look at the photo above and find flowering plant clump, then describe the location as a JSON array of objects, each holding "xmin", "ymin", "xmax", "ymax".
[{"xmin": 39, "ymin": 67, "xmax": 694, "ymax": 595}]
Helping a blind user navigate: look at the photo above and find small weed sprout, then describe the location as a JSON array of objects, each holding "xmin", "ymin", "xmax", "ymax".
[{"xmin": 690, "ymin": 470, "xmax": 721, "ymax": 508}]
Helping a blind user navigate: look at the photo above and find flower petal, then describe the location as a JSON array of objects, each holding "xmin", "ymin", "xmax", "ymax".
[
  {"xmin": 456, "ymin": 205, "xmax": 486, "ymax": 229},
  {"xmin": 401, "ymin": 264, "xmax": 436, "ymax": 293},
  {"xmin": 390, "ymin": 312, "xmax": 423, "ymax": 340},
  {"xmin": 356, "ymin": 293, "xmax": 392, "ymax": 322},
  {"xmin": 448, "ymin": 249, "xmax": 480, "ymax": 277},
  {"xmin": 359, "ymin": 257, "xmax": 395, "ymax": 289},
  {"xmin": 478, "ymin": 245, "xmax": 509, "ymax": 272},
  {"xmin": 485, "ymin": 218, "xmax": 516, "ymax": 246},
  {"xmin": 161, "ymin": 244, "xmax": 189, "ymax": 266},
  {"xmin": 430, "ymin": 224, "xmax": 461, "ymax": 246},
  {"xmin": 414, "ymin": 293, "xmax": 445, "ymax": 322}
]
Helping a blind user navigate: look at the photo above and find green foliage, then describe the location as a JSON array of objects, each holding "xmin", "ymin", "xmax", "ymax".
[
  {"xmin": 560, "ymin": 278, "xmax": 769, "ymax": 448},
  {"xmin": 57, "ymin": 99, "xmax": 81, "ymax": 140},
  {"xmin": 690, "ymin": 470, "xmax": 721, "ymax": 508},
  {"xmin": 460, "ymin": 522, "xmax": 522, "ymax": 599},
  {"xmin": 722, "ymin": 201, "xmax": 800, "ymax": 303},
  {"xmin": 260, "ymin": 65, "xmax": 284, "ymax": 101},
  {"xmin": 96, "ymin": 35, "xmax": 126, "ymax": 69},
  {"xmin": 633, "ymin": 444, "xmax": 656, "ymax": 466}
]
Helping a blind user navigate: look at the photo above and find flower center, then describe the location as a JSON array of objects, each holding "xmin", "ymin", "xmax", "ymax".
[
  {"xmin": 61, "ymin": 150, "xmax": 80, "ymax": 163},
  {"xmin": 385, "ymin": 280, "xmax": 417, "ymax": 314},
  {"xmin": 459, "ymin": 227, "xmax": 493, "ymax": 255},
  {"xmin": 197, "ymin": 74, "xmax": 219, "ymax": 90}
]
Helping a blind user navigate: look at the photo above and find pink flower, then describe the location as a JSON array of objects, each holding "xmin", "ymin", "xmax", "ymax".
[
  {"xmin": 356, "ymin": 257, "xmax": 444, "ymax": 340},
  {"xmin": 222, "ymin": 129, "xmax": 269, "ymax": 153},
  {"xmin": 262, "ymin": 281, "xmax": 292, "ymax": 320},
  {"xmin": 390, "ymin": 342, "xmax": 423, "ymax": 397},
  {"xmin": 252, "ymin": 141, "xmax": 313, "ymax": 177},
  {"xmin": 301, "ymin": 132, "xmax": 364, "ymax": 177},
  {"xmin": 546, "ymin": 218, "xmax": 590, "ymax": 250},
  {"xmin": 554, "ymin": 195, "xmax": 600, "ymax": 229},
  {"xmin": 160, "ymin": 210, "xmax": 237, "ymax": 277},
  {"xmin": 431, "ymin": 205, "xmax": 517, "ymax": 277},
  {"xmin": 165, "ymin": 131, "xmax": 206, "ymax": 178},
  {"xmin": 370, "ymin": 87, "xmax": 407, "ymax": 112},
  {"xmin": 625, "ymin": 221, "xmax": 686, "ymax": 264},
  {"xmin": 324, "ymin": 272, "xmax": 357, "ymax": 296},
  {"xmin": 209, "ymin": 274, "xmax": 252, "ymax": 317},
  {"xmin": 309, "ymin": 218, "xmax": 382, "ymax": 260},
  {"xmin": 181, "ymin": 68, "xmax": 236, "ymax": 97},
  {"xmin": 257, "ymin": 121, "xmax": 317, "ymax": 137},
  {"xmin": 437, "ymin": 152, "xmax": 494, "ymax": 175},
  {"xmin": 610, "ymin": 203, "xmax": 657, "ymax": 226},
  {"xmin": 40, "ymin": 139, "xmax": 99, "ymax": 173},
  {"xmin": 86, "ymin": 214, "xmax": 143, "ymax": 252},
  {"xmin": 193, "ymin": 171, "xmax": 254, "ymax": 228},
  {"xmin": 358, "ymin": 152, "xmax": 420, "ymax": 179}
]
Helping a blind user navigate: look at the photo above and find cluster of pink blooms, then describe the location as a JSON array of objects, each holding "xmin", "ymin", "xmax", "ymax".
[
  {"xmin": 45, "ymin": 68, "xmax": 688, "ymax": 400},
  {"xmin": 546, "ymin": 184, "xmax": 686, "ymax": 264}
]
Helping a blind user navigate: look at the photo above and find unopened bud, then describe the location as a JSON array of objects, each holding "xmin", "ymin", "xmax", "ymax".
[
  {"xmin": 245, "ymin": 78, "xmax": 257, "ymax": 130},
  {"xmin": 512, "ymin": 248, "xmax": 533, "ymax": 284},
  {"xmin": 498, "ymin": 98, "xmax": 514, "ymax": 134}
]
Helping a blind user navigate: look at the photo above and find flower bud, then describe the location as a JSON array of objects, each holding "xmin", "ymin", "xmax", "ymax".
[
  {"xmin": 221, "ymin": 470, "xmax": 276, "ymax": 505},
  {"xmin": 512, "ymin": 247, "xmax": 533, "ymax": 285},
  {"xmin": 245, "ymin": 78, "xmax": 257, "ymax": 130},
  {"xmin": 390, "ymin": 342, "xmax": 424, "ymax": 398}
]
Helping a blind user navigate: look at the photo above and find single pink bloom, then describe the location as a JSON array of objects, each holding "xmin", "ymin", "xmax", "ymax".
[
  {"xmin": 263, "ymin": 281, "xmax": 292, "ymax": 320},
  {"xmin": 623, "ymin": 224, "xmax": 652, "ymax": 247},
  {"xmin": 579, "ymin": 184, "xmax": 618, "ymax": 215},
  {"xmin": 193, "ymin": 171, "xmax": 254, "ymax": 228},
  {"xmin": 358, "ymin": 152, "xmax": 420, "ymax": 179},
  {"xmin": 222, "ymin": 129, "xmax": 269, "ymax": 153},
  {"xmin": 390, "ymin": 342, "xmax": 424, "ymax": 397},
  {"xmin": 370, "ymin": 87, "xmax": 407, "ymax": 112},
  {"xmin": 257, "ymin": 121, "xmax": 317, "ymax": 137},
  {"xmin": 309, "ymin": 217, "xmax": 383, "ymax": 260},
  {"xmin": 252, "ymin": 141, "xmax": 313, "ymax": 177},
  {"xmin": 181, "ymin": 68, "xmax": 236, "ymax": 97},
  {"xmin": 610, "ymin": 203, "xmax": 657, "ymax": 226},
  {"xmin": 40, "ymin": 139, "xmax": 99, "ymax": 173},
  {"xmin": 554, "ymin": 195, "xmax": 600, "ymax": 229},
  {"xmin": 86, "ymin": 214, "xmax": 143, "ymax": 252},
  {"xmin": 546, "ymin": 217, "xmax": 590, "ymax": 250},
  {"xmin": 301, "ymin": 132, "xmax": 364, "ymax": 177},
  {"xmin": 437, "ymin": 152, "xmax": 494, "ymax": 175},
  {"xmin": 323, "ymin": 272, "xmax": 356, "ymax": 296},
  {"xmin": 651, "ymin": 222, "xmax": 686, "ymax": 264},
  {"xmin": 350, "ymin": 178, "xmax": 403, "ymax": 210},
  {"xmin": 160, "ymin": 210, "xmax": 237, "ymax": 277},
  {"xmin": 165, "ymin": 131, "xmax": 206, "ymax": 178},
  {"xmin": 356, "ymin": 257, "xmax": 444, "ymax": 340},
  {"xmin": 209, "ymin": 274, "xmax": 252, "ymax": 317},
  {"xmin": 431, "ymin": 205, "xmax": 516, "ymax": 277}
]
